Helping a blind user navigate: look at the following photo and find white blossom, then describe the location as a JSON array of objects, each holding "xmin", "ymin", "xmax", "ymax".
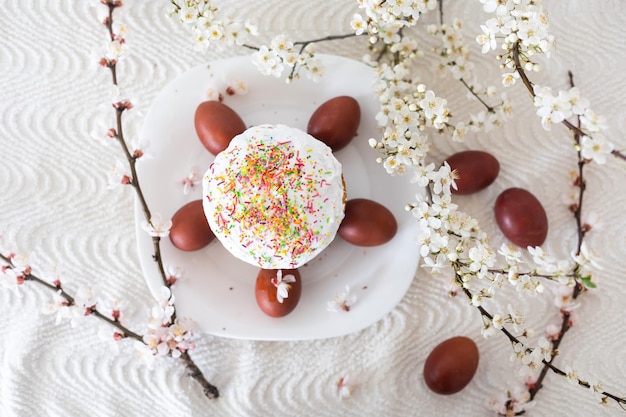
[
  {"xmin": 141, "ymin": 213, "xmax": 172, "ymax": 238},
  {"xmin": 271, "ymin": 270, "xmax": 296, "ymax": 303},
  {"xmin": 327, "ymin": 285, "xmax": 357, "ymax": 312},
  {"xmin": 182, "ymin": 168, "xmax": 202, "ymax": 195},
  {"xmin": 107, "ymin": 160, "xmax": 131, "ymax": 188},
  {"xmin": 337, "ymin": 375, "xmax": 355, "ymax": 399},
  {"xmin": 580, "ymin": 135, "xmax": 614, "ymax": 164}
]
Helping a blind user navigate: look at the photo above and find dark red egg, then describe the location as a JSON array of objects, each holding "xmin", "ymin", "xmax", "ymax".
[
  {"xmin": 255, "ymin": 268, "xmax": 302, "ymax": 318},
  {"xmin": 338, "ymin": 198, "xmax": 397, "ymax": 246},
  {"xmin": 445, "ymin": 150, "xmax": 500, "ymax": 195},
  {"xmin": 495, "ymin": 188, "xmax": 548, "ymax": 248},
  {"xmin": 194, "ymin": 100, "xmax": 246, "ymax": 155},
  {"xmin": 423, "ymin": 336, "xmax": 479, "ymax": 395},
  {"xmin": 307, "ymin": 96, "xmax": 360, "ymax": 151},
  {"xmin": 169, "ymin": 200, "xmax": 215, "ymax": 251}
]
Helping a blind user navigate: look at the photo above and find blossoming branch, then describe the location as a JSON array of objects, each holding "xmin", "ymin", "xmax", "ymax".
[{"xmin": 96, "ymin": 0, "xmax": 219, "ymax": 398}]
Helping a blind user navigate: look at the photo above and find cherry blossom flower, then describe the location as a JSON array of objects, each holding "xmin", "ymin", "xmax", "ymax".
[
  {"xmin": 252, "ymin": 45, "xmax": 284, "ymax": 77},
  {"xmin": 587, "ymin": 379, "xmax": 608, "ymax": 405},
  {"xmin": 350, "ymin": 14, "xmax": 366, "ymax": 35},
  {"xmin": 421, "ymin": 252, "xmax": 448, "ymax": 275},
  {"xmin": 468, "ymin": 242, "xmax": 496, "ymax": 276},
  {"xmin": 1, "ymin": 252, "xmax": 33, "ymax": 285},
  {"xmin": 337, "ymin": 375, "xmax": 355, "ymax": 399},
  {"xmin": 502, "ymin": 72, "xmax": 518, "ymax": 87},
  {"xmin": 488, "ymin": 386, "xmax": 534, "ymax": 416},
  {"xmin": 418, "ymin": 90, "xmax": 449, "ymax": 128},
  {"xmin": 518, "ymin": 347, "xmax": 542, "ymax": 377},
  {"xmin": 498, "ymin": 244, "xmax": 523, "ymax": 267},
  {"xmin": 110, "ymin": 85, "xmax": 135, "ymax": 111},
  {"xmin": 271, "ymin": 270, "xmax": 296, "ymax": 303},
  {"xmin": 476, "ymin": 24, "xmax": 496, "ymax": 53},
  {"xmin": 492, "ymin": 313, "xmax": 504, "ymax": 329},
  {"xmin": 42, "ymin": 290, "xmax": 72, "ymax": 324},
  {"xmin": 428, "ymin": 162, "xmax": 458, "ymax": 195},
  {"xmin": 75, "ymin": 285, "xmax": 98, "ymax": 310},
  {"xmin": 327, "ymin": 285, "xmax": 357, "ymax": 312},
  {"xmin": 507, "ymin": 304, "xmax": 525, "ymax": 333},
  {"xmin": 545, "ymin": 323, "xmax": 561, "ymax": 341},
  {"xmin": 572, "ymin": 241, "xmax": 600, "ymax": 278},
  {"xmin": 141, "ymin": 213, "xmax": 172, "ymax": 238},
  {"xmin": 299, "ymin": 56, "xmax": 324, "ymax": 82},
  {"xmin": 417, "ymin": 227, "xmax": 448, "ymax": 258},
  {"xmin": 89, "ymin": 110, "xmax": 117, "ymax": 144},
  {"xmin": 181, "ymin": 168, "xmax": 202, "ymax": 195},
  {"xmin": 479, "ymin": 0, "xmax": 501, "ymax": 14},
  {"xmin": 552, "ymin": 285, "xmax": 579, "ymax": 312},
  {"xmin": 580, "ymin": 135, "xmax": 614, "ymax": 164},
  {"xmin": 143, "ymin": 313, "xmax": 198, "ymax": 358},
  {"xmin": 580, "ymin": 108, "xmax": 609, "ymax": 132},
  {"xmin": 226, "ymin": 79, "xmax": 248, "ymax": 95},
  {"xmin": 564, "ymin": 366, "xmax": 580, "ymax": 385},
  {"xmin": 166, "ymin": 317, "xmax": 198, "ymax": 358},
  {"xmin": 107, "ymin": 160, "xmax": 132, "ymax": 188},
  {"xmin": 149, "ymin": 286, "xmax": 175, "ymax": 328},
  {"xmin": 165, "ymin": 265, "xmax": 184, "ymax": 287}
]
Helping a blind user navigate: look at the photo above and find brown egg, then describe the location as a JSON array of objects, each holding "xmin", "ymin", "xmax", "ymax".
[
  {"xmin": 495, "ymin": 188, "xmax": 548, "ymax": 248},
  {"xmin": 194, "ymin": 100, "xmax": 246, "ymax": 155},
  {"xmin": 338, "ymin": 198, "xmax": 397, "ymax": 246},
  {"xmin": 307, "ymin": 96, "xmax": 360, "ymax": 151},
  {"xmin": 445, "ymin": 150, "xmax": 500, "ymax": 195},
  {"xmin": 255, "ymin": 268, "xmax": 302, "ymax": 318},
  {"xmin": 423, "ymin": 336, "xmax": 479, "ymax": 395},
  {"xmin": 169, "ymin": 200, "xmax": 215, "ymax": 251}
]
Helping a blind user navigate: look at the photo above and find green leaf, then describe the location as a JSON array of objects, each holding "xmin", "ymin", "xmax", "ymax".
[{"xmin": 580, "ymin": 275, "xmax": 597, "ymax": 289}]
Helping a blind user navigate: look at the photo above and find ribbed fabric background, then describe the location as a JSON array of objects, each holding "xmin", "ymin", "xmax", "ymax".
[{"xmin": 1, "ymin": 1, "xmax": 625, "ymax": 416}]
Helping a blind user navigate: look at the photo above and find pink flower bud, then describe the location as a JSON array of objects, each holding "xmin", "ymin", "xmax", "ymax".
[
  {"xmin": 113, "ymin": 332, "xmax": 124, "ymax": 341},
  {"xmin": 121, "ymin": 175, "xmax": 132, "ymax": 185}
]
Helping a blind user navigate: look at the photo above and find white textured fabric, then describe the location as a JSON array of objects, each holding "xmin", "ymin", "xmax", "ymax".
[{"xmin": 2, "ymin": 1, "xmax": 625, "ymax": 416}]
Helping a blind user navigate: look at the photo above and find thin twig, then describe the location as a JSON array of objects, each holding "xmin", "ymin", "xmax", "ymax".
[{"xmin": 0, "ymin": 252, "xmax": 143, "ymax": 341}]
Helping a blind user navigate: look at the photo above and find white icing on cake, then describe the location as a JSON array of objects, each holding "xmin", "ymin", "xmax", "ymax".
[{"xmin": 202, "ymin": 124, "xmax": 345, "ymax": 269}]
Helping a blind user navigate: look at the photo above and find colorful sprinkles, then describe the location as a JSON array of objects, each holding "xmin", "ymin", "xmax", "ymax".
[{"xmin": 203, "ymin": 124, "xmax": 345, "ymax": 269}]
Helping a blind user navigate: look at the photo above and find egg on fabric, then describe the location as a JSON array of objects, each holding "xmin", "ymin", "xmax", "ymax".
[
  {"xmin": 307, "ymin": 96, "xmax": 361, "ymax": 151},
  {"xmin": 169, "ymin": 199, "xmax": 215, "ymax": 251},
  {"xmin": 423, "ymin": 336, "xmax": 480, "ymax": 395},
  {"xmin": 338, "ymin": 198, "xmax": 398, "ymax": 247},
  {"xmin": 255, "ymin": 268, "xmax": 302, "ymax": 318},
  {"xmin": 194, "ymin": 100, "xmax": 247, "ymax": 155},
  {"xmin": 494, "ymin": 187, "xmax": 548, "ymax": 248},
  {"xmin": 444, "ymin": 150, "xmax": 500, "ymax": 195}
]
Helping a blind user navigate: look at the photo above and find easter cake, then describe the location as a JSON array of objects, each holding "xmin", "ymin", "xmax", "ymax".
[{"xmin": 202, "ymin": 124, "xmax": 345, "ymax": 269}]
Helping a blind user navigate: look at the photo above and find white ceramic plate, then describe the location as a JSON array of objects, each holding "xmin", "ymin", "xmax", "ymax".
[{"xmin": 136, "ymin": 54, "xmax": 420, "ymax": 340}]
